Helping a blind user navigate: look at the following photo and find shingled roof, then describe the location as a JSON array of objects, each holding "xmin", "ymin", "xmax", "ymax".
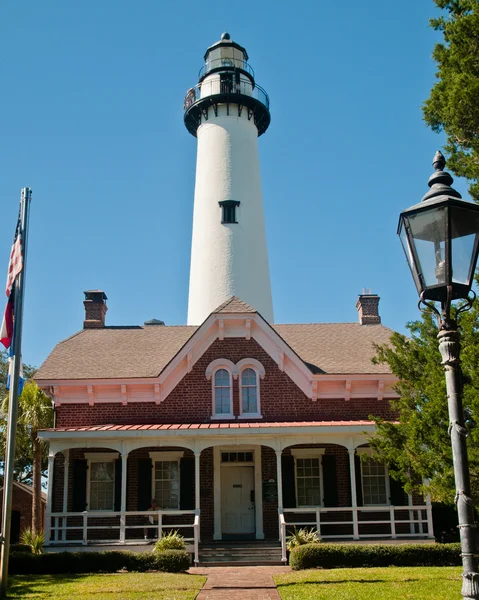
[{"xmin": 35, "ymin": 297, "xmax": 394, "ymax": 380}]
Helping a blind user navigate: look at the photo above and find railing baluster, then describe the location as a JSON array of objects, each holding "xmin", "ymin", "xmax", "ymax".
[
  {"xmin": 353, "ymin": 507, "xmax": 359, "ymax": 539},
  {"xmin": 82, "ymin": 511, "xmax": 88, "ymax": 545},
  {"xmin": 390, "ymin": 506, "xmax": 396, "ymax": 539}
]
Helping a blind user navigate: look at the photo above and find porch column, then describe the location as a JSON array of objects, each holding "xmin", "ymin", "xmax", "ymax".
[
  {"xmin": 62, "ymin": 450, "xmax": 70, "ymax": 541},
  {"xmin": 119, "ymin": 452, "xmax": 128, "ymax": 543},
  {"xmin": 194, "ymin": 451, "xmax": 201, "ymax": 513},
  {"xmin": 348, "ymin": 448, "xmax": 359, "ymax": 539},
  {"xmin": 275, "ymin": 451, "xmax": 283, "ymax": 510},
  {"xmin": 45, "ymin": 454, "xmax": 55, "ymax": 546}
]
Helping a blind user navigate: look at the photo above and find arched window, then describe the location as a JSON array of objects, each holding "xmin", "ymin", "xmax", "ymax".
[
  {"xmin": 241, "ymin": 368, "xmax": 258, "ymax": 414},
  {"xmin": 214, "ymin": 368, "xmax": 232, "ymax": 416}
]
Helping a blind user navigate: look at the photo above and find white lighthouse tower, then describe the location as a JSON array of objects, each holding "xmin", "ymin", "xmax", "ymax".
[{"xmin": 184, "ymin": 33, "xmax": 274, "ymax": 325}]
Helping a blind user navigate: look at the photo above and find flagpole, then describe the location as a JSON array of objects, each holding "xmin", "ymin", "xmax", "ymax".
[{"xmin": 0, "ymin": 188, "xmax": 32, "ymax": 599}]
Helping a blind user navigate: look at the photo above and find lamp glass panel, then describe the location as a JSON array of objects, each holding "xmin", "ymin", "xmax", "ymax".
[
  {"xmin": 450, "ymin": 206, "xmax": 479, "ymax": 286},
  {"xmin": 407, "ymin": 207, "xmax": 447, "ymax": 287},
  {"xmin": 399, "ymin": 220, "xmax": 423, "ymax": 294}
]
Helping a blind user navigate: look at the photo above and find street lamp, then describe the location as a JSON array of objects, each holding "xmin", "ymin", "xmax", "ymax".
[{"xmin": 398, "ymin": 151, "xmax": 479, "ymax": 600}]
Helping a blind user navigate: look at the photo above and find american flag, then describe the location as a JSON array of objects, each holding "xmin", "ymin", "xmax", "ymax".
[{"xmin": 1, "ymin": 215, "xmax": 23, "ymax": 349}]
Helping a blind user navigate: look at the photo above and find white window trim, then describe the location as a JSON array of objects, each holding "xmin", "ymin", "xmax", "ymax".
[
  {"xmin": 84, "ymin": 452, "xmax": 119, "ymax": 512},
  {"xmin": 291, "ymin": 449, "xmax": 325, "ymax": 508},
  {"xmin": 149, "ymin": 451, "xmax": 184, "ymax": 510},
  {"xmin": 208, "ymin": 362, "xmax": 234, "ymax": 419},
  {"xmin": 238, "ymin": 359, "xmax": 265, "ymax": 419},
  {"xmin": 357, "ymin": 448, "xmax": 390, "ymax": 506}
]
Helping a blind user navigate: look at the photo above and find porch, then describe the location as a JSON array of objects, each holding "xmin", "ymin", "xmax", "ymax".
[{"xmin": 39, "ymin": 421, "xmax": 435, "ymax": 564}]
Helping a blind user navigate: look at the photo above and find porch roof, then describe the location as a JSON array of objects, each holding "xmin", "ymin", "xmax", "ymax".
[{"xmin": 43, "ymin": 420, "xmax": 374, "ymax": 433}]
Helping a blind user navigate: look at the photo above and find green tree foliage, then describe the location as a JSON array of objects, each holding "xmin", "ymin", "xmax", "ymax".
[
  {"xmin": 423, "ymin": 0, "xmax": 479, "ymax": 200},
  {"xmin": 0, "ymin": 350, "xmax": 38, "ymax": 483},
  {"xmin": 0, "ymin": 352, "xmax": 53, "ymax": 531},
  {"xmin": 369, "ymin": 300, "xmax": 479, "ymax": 504}
]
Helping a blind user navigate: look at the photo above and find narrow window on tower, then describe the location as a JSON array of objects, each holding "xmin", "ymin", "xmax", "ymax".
[{"xmin": 219, "ymin": 200, "xmax": 240, "ymax": 224}]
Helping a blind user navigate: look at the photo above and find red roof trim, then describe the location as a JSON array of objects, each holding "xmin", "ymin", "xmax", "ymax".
[{"xmin": 43, "ymin": 420, "xmax": 377, "ymax": 433}]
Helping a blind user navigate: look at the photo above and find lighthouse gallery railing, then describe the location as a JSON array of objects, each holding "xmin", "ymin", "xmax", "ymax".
[{"xmin": 184, "ymin": 79, "xmax": 269, "ymax": 111}]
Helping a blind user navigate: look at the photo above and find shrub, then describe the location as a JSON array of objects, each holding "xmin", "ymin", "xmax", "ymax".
[
  {"xmin": 20, "ymin": 529, "xmax": 44, "ymax": 555},
  {"xmin": 8, "ymin": 549, "xmax": 190, "ymax": 575},
  {"xmin": 289, "ymin": 542, "xmax": 462, "ymax": 570},
  {"xmin": 286, "ymin": 527, "xmax": 321, "ymax": 551},
  {"xmin": 154, "ymin": 530, "xmax": 186, "ymax": 552},
  {"xmin": 10, "ymin": 544, "xmax": 32, "ymax": 554},
  {"xmin": 153, "ymin": 549, "xmax": 191, "ymax": 572}
]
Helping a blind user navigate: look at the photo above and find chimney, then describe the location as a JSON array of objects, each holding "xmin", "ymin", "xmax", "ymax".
[
  {"xmin": 83, "ymin": 290, "xmax": 108, "ymax": 329},
  {"xmin": 356, "ymin": 291, "xmax": 381, "ymax": 325}
]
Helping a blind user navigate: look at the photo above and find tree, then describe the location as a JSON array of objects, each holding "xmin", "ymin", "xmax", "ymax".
[
  {"xmin": 369, "ymin": 299, "xmax": 479, "ymax": 504},
  {"xmin": 0, "ymin": 352, "xmax": 53, "ymax": 532},
  {"xmin": 15, "ymin": 383, "xmax": 54, "ymax": 533},
  {"xmin": 0, "ymin": 351, "xmax": 38, "ymax": 484},
  {"xmin": 423, "ymin": 0, "xmax": 479, "ymax": 200}
]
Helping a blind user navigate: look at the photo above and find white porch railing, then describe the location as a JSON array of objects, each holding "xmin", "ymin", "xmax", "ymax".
[
  {"xmin": 279, "ymin": 505, "xmax": 434, "ymax": 558},
  {"xmin": 45, "ymin": 509, "xmax": 200, "ymax": 564}
]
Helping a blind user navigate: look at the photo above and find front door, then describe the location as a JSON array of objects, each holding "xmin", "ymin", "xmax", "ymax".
[{"xmin": 221, "ymin": 466, "xmax": 255, "ymax": 535}]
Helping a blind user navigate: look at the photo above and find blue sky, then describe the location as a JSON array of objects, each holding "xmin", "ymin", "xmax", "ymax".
[{"xmin": 1, "ymin": 0, "xmax": 467, "ymax": 369}]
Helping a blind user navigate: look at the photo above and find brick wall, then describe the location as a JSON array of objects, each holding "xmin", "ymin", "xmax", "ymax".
[
  {"xmin": 0, "ymin": 484, "xmax": 45, "ymax": 540},
  {"xmin": 56, "ymin": 338, "xmax": 396, "ymax": 427}
]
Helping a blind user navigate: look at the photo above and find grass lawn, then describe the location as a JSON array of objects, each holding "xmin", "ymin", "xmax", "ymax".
[
  {"xmin": 274, "ymin": 566, "xmax": 462, "ymax": 600},
  {"xmin": 7, "ymin": 572, "xmax": 206, "ymax": 599}
]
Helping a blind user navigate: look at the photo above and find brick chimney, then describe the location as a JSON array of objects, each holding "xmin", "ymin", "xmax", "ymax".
[
  {"xmin": 83, "ymin": 290, "xmax": 108, "ymax": 329},
  {"xmin": 356, "ymin": 292, "xmax": 381, "ymax": 325}
]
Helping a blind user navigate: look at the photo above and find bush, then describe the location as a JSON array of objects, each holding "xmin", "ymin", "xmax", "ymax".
[
  {"xmin": 153, "ymin": 550, "xmax": 191, "ymax": 573},
  {"xmin": 8, "ymin": 549, "xmax": 190, "ymax": 575},
  {"xmin": 154, "ymin": 530, "xmax": 186, "ymax": 552},
  {"xmin": 289, "ymin": 542, "xmax": 462, "ymax": 570},
  {"xmin": 286, "ymin": 527, "xmax": 321, "ymax": 551},
  {"xmin": 10, "ymin": 544, "xmax": 32, "ymax": 554},
  {"xmin": 20, "ymin": 529, "xmax": 44, "ymax": 555}
]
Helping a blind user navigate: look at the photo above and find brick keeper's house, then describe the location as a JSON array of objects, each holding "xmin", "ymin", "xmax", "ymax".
[
  {"xmin": 35, "ymin": 34, "xmax": 434, "ymax": 563},
  {"xmin": 35, "ymin": 292, "xmax": 434, "ymax": 563}
]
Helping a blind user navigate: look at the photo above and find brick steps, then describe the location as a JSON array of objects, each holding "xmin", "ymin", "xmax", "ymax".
[{"xmin": 198, "ymin": 541, "xmax": 284, "ymax": 566}]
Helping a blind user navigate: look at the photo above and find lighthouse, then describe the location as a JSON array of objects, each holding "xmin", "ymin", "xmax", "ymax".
[{"xmin": 184, "ymin": 33, "xmax": 274, "ymax": 325}]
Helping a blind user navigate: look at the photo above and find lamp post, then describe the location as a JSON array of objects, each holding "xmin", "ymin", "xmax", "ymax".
[{"xmin": 398, "ymin": 151, "xmax": 479, "ymax": 599}]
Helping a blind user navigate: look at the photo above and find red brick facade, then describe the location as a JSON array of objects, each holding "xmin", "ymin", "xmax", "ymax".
[
  {"xmin": 45, "ymin": 334, "xmax": 425, "ymax": 544},
  {"xmin": 55, "ymin": 338, "xmax": 397, "ymax": 427}
]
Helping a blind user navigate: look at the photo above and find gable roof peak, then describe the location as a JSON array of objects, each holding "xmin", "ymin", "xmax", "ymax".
[{"xmin": 212, "ymin": 296, "xmax": 258, "ymax": 315}]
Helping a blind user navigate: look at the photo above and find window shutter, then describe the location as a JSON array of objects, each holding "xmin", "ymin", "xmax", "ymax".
[
  {"xmin": 137, "ymin": 458, "xmax": 152, "ymax": 510},
  {"xmin": 354, "ymin": 454, "xmax": 363, "ymax": 507},
  {"xmin": 114, "ymin": 458, "xmax": 122, "ymax": 511},
  {"xmin": 281, "ymin": 455, "xmax": 296, "ymax": 508},
  {"xmin": 389, "ymin": 476, "xmax": 406, "ymax": 506},
  {"xmin": 322, "ymin": 455, "xmax": 338, "ymax": 507},
  {"xmin": 72, "ymin": 459, "xmax": 87, "ymax": 511},
  {"xmin": 180, "ymin": 457, "xmax": 195, "ymax": 510}
]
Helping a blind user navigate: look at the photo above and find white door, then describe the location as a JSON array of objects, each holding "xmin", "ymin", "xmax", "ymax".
[{"xmin": 221, "ymin": 466, "xmax": 255, "ymax": 535}]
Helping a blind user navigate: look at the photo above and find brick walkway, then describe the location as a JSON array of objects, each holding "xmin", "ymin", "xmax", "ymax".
[{"xmin": 190, "ymin": 566, "xmax": 291, "ymax": 600}]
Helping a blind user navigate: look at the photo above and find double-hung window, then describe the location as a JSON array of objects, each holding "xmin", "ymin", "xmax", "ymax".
[
  {"xmin": 362, "ymin": 459, "xmax": 388, "ymax": 505},
  {"xmin": 292, "ymin": 449, "xmax": 325, "ymax": 507},
  {"xmin": 357, "ymin": 448, "xmax": 389, "ymax": 506},
  {"xmin": 214, "ymin": 368, "xmax": 233, "ymax": 416},
  {"xmin": 241, "ymin": 368, "xmax": 257, "ymax": 414},
  {"xmin": 85, "ymin": 452, "xmax": 118, "ymax": 511},
  {"xmin": 237, "ymin": 359, "xmax": 264, "ymax": 418},
  {"xmin": 150, "ymin": 452, "xmax": 183, "ymax": 510}
]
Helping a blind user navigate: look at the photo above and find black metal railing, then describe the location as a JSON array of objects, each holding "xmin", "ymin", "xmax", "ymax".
[
  {"xmin": 198, "ymin": 58, "xmax": 255, "ymax": 79},
  {"xmin": 184, "ymin": 79, "xmax": 269, "ymax": 111}
]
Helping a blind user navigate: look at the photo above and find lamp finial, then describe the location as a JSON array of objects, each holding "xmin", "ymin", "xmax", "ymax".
[
  {"xmin": 422, "ymin": 150, "xmax": 462, "ymax": 202},
  {"xmin": 432, "ymin": 150, "xmax": 446, "ymax": 172}
]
